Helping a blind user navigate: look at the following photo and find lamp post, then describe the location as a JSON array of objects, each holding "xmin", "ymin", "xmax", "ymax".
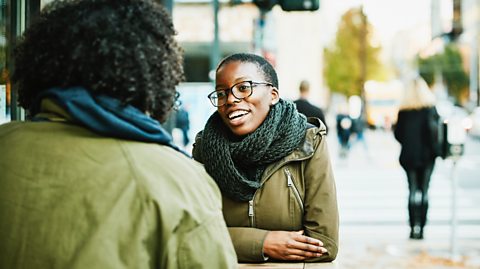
[
  {"xmin": 358, "ymin": 5, "xmax": 368, "ymax": 120},
  {"xmin": 470, "ymin": 33, "xmax": 479, "ymax": 106},
  {"xmin": 210, "ymin": 0, "xmax": 221, "ymax": 82}
]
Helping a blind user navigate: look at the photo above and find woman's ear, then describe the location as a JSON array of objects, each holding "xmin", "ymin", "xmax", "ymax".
[{"xmin": 270, "ymin": 88, "xmax": 280, "ymax": 105}]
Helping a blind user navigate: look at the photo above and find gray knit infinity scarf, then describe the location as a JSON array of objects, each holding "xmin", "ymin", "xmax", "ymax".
[{"xmin": 200, "ymin": 99, "xmax": 307, "ymax": 202}]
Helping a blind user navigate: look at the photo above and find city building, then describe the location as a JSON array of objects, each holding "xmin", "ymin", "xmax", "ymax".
[{"xmin": 1, "ymin": 0, "xmax": 329, "ymax": 123}]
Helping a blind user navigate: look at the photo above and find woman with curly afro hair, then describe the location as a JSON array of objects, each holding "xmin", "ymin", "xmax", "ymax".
[
  {"xmin": 0, "ymin": 1, "xmax": 237, "ymax": 268},
  {"xmin": 14, "ymin": 0, "xmax": 183, "ymax": 122}
]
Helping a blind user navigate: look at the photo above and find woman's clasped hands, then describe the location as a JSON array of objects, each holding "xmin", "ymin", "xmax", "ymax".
[{"xmin": 262, "ymin": 230, "xmax": 327, "ymax": 260}]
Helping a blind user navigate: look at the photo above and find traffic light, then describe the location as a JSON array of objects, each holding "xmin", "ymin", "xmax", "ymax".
[{"xmin": 279, "ymin": 0, "xmax": 319, "ymax": 11}]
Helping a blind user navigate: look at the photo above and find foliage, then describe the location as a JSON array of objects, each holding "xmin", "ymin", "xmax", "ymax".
[
  {"xmin": 418, "ymin": 44, "xmax": 469, "ymax": 104},
  {"xmin": 323, "ymin": 7, "xmax": 384, "ymax": 97},
  {"xmin": 418, "ymin": 54, "xmax": 437, "ymax": 87}
]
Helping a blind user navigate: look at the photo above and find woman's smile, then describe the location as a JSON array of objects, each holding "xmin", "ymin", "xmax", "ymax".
[{"xmin": 227, "ymin": 109, "xmax": 250, "ymax": 125}]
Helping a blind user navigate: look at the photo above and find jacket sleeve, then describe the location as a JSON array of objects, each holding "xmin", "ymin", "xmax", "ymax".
[
  {"xmin": 426, "ymin": 107, "xmax": 441, "ymax": 157},
  {"xmin": 148, "ymin": 172, "xmax": 238, "ymax": 269},
  {"xmin": 303, "ymin": 129, "xmax": 339, "ymax": 262},
  {"xmin": 227, "ymin": 227, "xmax": 270, "ymax": 262},
  {"xmin": 175, "ymin": 211, "xmax": 239, "ymax": 269},
  {"xmin": 394, "ymin": 111, "xmax": 404, "ymax": 143}
]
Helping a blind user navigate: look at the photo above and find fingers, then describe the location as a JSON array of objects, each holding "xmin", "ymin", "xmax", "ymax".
[
  {"xmin": 263, "ymin": 230, "xmax": 328, "ymax": 261},
  {"xmin": 286, "ymin": 247, "xmax": 326, "ymax": 258},
  {"xmin": 299, "ymin": 242, "xmax": 328, "ymax": 254},
  {"xmin": 284, "ymin": 232, "xmax": 327, "ymax": 259},
  {"xmin": 286, "ymin": 238, "xmax": 327, "ymax": 255},
  {"xmin": 293, "ymin": 232, "xmax": 323, "ymax": 246}
]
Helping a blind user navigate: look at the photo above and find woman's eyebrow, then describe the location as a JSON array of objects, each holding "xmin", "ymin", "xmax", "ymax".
[
  {"xmin": 215, "ymin": 77, "xmax": 253, "ymax": 90},
  {"xmin": 215, "ymin": 85, "xmax": 227, "ymax": 90}
]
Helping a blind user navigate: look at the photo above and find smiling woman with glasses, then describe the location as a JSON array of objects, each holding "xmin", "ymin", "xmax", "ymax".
[{"xmin": 192, "ymin": 53, "xmax": 339, "ymax": 263}]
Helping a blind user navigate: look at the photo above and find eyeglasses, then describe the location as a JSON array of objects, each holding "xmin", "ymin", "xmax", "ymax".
[{"xmin": 207, "ymin": 80, "xmax": 273, "ymax": 107}]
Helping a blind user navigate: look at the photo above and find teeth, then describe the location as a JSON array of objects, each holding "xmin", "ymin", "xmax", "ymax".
[{"xmin": 228, "ymin": 110, "xmax": 248, "ymax": 119}]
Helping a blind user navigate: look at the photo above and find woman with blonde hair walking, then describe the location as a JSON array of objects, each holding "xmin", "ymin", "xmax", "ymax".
[{"xmin": 394, "ymin": 75, "xmax": 439, "ymax": 240}]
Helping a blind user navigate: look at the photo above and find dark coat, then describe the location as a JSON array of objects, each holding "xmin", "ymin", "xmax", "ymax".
[
  {"xmin": 335, "ymin": 113, "xmax": 352, "ymax": 144},
  {"xmin": 294, "ymin": 99, "xmax": 328, "ymax": 132},
  {"xmin": 394, "ymin": 106, "xmax": 437, "ymax": 169}
]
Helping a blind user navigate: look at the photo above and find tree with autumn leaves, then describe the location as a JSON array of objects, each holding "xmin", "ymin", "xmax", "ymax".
[
  {"xmin": 324, "ymin": 7, "xmax": 469, "ymax": 106},
  {"xmin": 323, "ymin": 7, "xmax": 385, "ymax": 98}
]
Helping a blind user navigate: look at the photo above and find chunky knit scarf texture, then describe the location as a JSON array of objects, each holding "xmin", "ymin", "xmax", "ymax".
[{"xmin": 200, "ymin": 99, "xmax": 307, "ymax": 202}]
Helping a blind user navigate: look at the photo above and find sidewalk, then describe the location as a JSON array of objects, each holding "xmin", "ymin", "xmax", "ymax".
[{"xmin": 328, "ymin": 129, "xmax": 480, "ymax": 269}]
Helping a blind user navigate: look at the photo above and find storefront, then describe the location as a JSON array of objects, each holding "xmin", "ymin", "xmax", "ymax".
[{"xmin": 0, "ymin": 0, "xmax": 41, "ymax": 123}]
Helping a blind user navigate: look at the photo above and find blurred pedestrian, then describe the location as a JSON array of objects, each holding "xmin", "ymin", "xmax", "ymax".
[
  {"xmin": 175, "ymin": 106, "xmax": 191, "ymax": 147},
  {"xmin": 348, "ymin": 95, "xmax": 369, "ymax": 156},
  {"xmin": 351, "ymin": 117, "xmax": 368, "ymax": 150},
  {"xmin": 193, "ymin": 53, "xmax": 338, "ymax": 263},
  {"xmin": 162, "ymin": 109, "xmax": 177, "ymax": 134},
  {"xmin": 0, "ymin": 0, "xmax": 237, "ymax": 268},
  {"xmin": 294, "ymin": 80, "xmax": 328, "ymax": 132},
  {"xmin": 336, "ymin": 103, "xmax": 352, "ymax": 158},
  {"xmin": 394, "ymin": 76, "xmax": 439, "ymax": 240}
]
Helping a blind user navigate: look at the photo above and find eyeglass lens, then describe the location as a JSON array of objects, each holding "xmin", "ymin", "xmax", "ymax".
[{"xmin": 210, "ymin": 81, "xmax": 253, "ymax": 107}]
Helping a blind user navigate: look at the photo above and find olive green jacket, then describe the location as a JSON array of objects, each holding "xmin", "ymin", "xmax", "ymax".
[
  {"xmin": 0, "ymin": 101, "xmax": 237, "ymax": 269},
  {"xmin": 193, "ymin": 118, "xmax": 339, "ymax": 262}
]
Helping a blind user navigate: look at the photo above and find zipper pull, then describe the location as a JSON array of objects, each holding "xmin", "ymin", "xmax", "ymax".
[
  {"xmin": 248, "ymin": 200, "xmax": 254, "ymax": 217},
  {"xmin": 285, "ymin": 168, "xmax": 293, "ymax": 187}
]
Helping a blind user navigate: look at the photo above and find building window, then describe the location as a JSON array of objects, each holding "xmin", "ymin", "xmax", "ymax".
[
  {"xmin": 0, "ymin": 0, "xmax": 40, "ymax": 122},
  {"xmin": 0, "ymin": 0, "xmax": 8, "ymax": 124}
]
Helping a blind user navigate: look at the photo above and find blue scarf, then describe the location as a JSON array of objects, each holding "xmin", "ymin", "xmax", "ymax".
[{"xmin": 34, "ymin": 87, "xmax": 186, "ymax": 155}]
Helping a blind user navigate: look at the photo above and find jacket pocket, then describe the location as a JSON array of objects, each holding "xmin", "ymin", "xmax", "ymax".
[{"xmin": 284, "ymin": 167, "xmax": 304, "ymax": 212}]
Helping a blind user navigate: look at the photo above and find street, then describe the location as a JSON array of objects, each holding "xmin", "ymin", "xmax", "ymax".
[{"xmin": 327, "ymin": 128, "xmax": 480, "ymax": 268}]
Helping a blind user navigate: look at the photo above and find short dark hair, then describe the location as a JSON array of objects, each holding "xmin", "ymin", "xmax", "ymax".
[
  {"xmin": 299, "ymin": 80, "xmax": 310, "ymax": 93},
  {"xmin": 12, "ymin": 0, "xmax": 184, "ymax": 122},
  {"xmin": 216, "ymin": 53, "xmax": 279, "ymax": 89}
]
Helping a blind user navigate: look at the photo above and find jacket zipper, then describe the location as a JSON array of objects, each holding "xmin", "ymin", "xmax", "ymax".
[
  {"xmin": 285, "ymin": 167, "xmax": 304, "ymax": 211},
  {"xmin": 248, "ymin": 199, "xmax": 255, "ymax": 227},
  {"xmin": 248, "ymin": 166, "xmax": 307, "ymax": 227}
]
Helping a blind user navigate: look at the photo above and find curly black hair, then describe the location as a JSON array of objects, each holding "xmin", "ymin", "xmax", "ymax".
[
  {"xmin": 12, "ymin": 0, "xmax": 184, "ymax": 122},
  {"xmin": 216, "ymin": 53, "xmax": 279, "ymax": 89}
]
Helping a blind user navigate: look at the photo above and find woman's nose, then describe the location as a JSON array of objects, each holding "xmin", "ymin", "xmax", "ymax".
[{"xmin": 226, "ymin": 89, "xmax": 240, "ymax": 104}]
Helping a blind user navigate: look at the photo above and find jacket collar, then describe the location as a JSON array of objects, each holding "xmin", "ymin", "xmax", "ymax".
[
  {"xmin": 34, "ymin": 98, "xmax": 74, "ymax": 122},
  {"xmin": 32, "ymin": 87, "xmax": 187, "ymax": 155},
  {"xmin": 262, "ymin": 117, "xmax": 326, "ymax": 182}
]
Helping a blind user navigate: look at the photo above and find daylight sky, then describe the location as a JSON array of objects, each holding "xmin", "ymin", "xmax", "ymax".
[{"xmin": 321, "ymin": 0, "xmax": 452, "ymax": 45}]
